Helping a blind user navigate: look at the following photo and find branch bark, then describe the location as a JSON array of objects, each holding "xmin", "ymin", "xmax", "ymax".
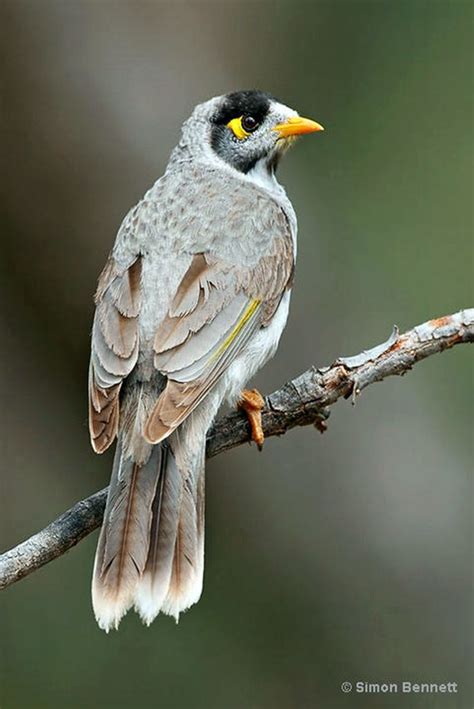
[{"xmin": 1, "ymin": 309, "xmax": 473, "ymax": 590}]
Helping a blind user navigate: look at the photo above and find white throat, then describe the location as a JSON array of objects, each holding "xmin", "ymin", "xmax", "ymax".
[{"xmin": 244, "ymin": 159, "xmax": 281, "ymax": 195}]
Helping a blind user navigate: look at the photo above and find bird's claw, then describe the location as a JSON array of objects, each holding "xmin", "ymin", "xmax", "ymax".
[{"xmin": 238, "ymin": 388, "xmax": 265, "ymax": 450}]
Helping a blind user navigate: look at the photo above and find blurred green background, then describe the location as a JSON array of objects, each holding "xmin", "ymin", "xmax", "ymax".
[{"xmin": 1, "ymin": 1, "xmax": 472, "ymax": 708}]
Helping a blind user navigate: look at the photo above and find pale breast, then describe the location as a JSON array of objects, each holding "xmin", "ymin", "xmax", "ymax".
[{"xmin": 222, "ymin": 290, "xmax": 292, "ymax": 406}]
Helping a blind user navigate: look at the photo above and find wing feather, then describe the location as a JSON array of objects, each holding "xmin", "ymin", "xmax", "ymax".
[
  {"xmin": 89, "ymin": 255, "xmax": 142, "ymax": 453},
  {"xmin": 144, "ymin": 231, "xmax": 294, "ymax": 444}
]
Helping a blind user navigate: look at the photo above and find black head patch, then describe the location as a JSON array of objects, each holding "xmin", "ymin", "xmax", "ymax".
[
  {"xmin": 212, "ymin": 90, "xmax": 274, "ymax": 126},
  {"xmin": 210, "ymin": 90, "xmax": 278, "ymax": 173}
]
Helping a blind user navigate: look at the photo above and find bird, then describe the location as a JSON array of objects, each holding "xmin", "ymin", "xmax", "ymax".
[{"xmin": 88, "ymin": 89, "xmax": 323, "ymax": 631}]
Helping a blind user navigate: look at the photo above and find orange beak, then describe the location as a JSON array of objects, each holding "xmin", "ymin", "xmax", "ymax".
[{"xmin": 273, "ymin": 115, "xmax": 324, "ymax": 138}]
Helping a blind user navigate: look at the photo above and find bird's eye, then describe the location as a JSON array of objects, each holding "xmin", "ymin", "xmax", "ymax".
[
  {"xmin": 241, "ymin": 115, "xmax": 259, "ymax": 133},
  {"xmin": 226, "ymin": 114, "xmax": 260, "ymax": 139}
]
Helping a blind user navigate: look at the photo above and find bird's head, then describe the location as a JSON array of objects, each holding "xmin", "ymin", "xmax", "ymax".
[{"xmin": 176, "ymin": 90, "xmax": 324, "ymax": 176}]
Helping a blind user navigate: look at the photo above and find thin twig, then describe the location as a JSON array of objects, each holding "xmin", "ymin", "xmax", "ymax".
[{"xmin": 1, "ymin": 309, "xmax": 473, "ymax": 590}]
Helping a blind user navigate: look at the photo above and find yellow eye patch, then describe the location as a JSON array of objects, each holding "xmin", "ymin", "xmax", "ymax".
[{"xmin": 226, "ymin": 116, "xmax": 250, "ymax": 140}]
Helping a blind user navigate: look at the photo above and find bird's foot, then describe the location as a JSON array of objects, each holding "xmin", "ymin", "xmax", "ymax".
[{"xmin": 238, "ymin": 389, "xmax": 265, "ymax": 450}]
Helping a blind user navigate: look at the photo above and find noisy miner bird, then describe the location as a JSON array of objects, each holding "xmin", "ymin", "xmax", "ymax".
[{"xmin": 89, "ymin": 90, "xmax": 323, "ymax": 631}]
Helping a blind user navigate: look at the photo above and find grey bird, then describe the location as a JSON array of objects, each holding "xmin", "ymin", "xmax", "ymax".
[{"xmin": 89, "ymin": 90, "xmax": 323, "ymax": 631}]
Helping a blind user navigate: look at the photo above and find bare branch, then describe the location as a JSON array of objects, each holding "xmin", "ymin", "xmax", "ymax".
[{"xmin": 1, "ymin": 309, "xmax": 473, "ymax": 590}]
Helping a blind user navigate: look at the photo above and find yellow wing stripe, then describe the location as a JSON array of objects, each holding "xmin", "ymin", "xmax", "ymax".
[{"xmin": 210, "ymin": 299, "xmax": 260, "ymax": 361}]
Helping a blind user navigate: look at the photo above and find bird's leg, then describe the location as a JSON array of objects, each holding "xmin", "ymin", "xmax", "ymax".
[{"xmin": 238, "ymin": 389, "xmax": 265, "ymax": 450}]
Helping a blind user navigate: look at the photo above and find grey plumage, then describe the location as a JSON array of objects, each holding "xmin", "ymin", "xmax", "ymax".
[{"xmin": 88, "ymin": 90, "xmax": 322, "ymax": 630}]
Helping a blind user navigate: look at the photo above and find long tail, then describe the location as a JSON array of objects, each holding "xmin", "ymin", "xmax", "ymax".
[
  {"xmin": 91, "ymin": 435, "xmax": 160, "ymax": 631},
  {"xmin": 92, "ymin": 396, "xmax": 206, "ymax": 630},
  {"xmin": 134, "ymin": 432, "xmax": 206, "ymax": 625}
]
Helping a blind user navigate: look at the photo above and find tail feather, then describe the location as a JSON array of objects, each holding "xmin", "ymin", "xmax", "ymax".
[
  {"xmin": 161, "ymin": 472, "xmax": 203, "ymax": 620},
  {"xmin": 92, "ymin": 396, "xmax": 209, "ymax": 630},
  {"xmin": 133, "ymin": 446, "xmax": 182, "ymax": 625},
  {"xmin": 136, "ymin": 438, "xmax": 206, "ymax": 623},
  {"xmin": 92, "ymin": 439, "xmax": 160, "ymax": 631}
]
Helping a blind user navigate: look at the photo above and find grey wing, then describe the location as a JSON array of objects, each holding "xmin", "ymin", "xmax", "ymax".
[
  {"xmin": 144, "ymin": 226, "xmax": 294, "ymax": 444},
  {"xmin": 89, "ymin": 254, "xmax": 142, "ymax": 453}
]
